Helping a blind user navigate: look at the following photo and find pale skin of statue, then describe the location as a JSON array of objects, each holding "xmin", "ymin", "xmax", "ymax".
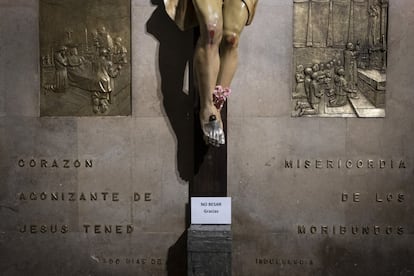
[
  {"xmin": 164, "ymin": 0, "xmax": 256, "ymax": 146},
  {"xmin": 192, "ymin": 0, "xmax": 249, "ymax": 147}
]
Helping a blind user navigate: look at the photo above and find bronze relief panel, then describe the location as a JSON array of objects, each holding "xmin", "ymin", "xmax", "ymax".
[
  {"xmin": 292, "ymin": 0, "xmax": 388, "ymax": 118},
  {"xmin": 39, "ymin": 0, "xmax": 131, "ymax": 116}
]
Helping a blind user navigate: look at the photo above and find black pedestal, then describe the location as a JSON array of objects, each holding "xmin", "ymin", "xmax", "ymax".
[{"xmin": 187, "ymin": 225, "xmax": 232, "ymax": 276}]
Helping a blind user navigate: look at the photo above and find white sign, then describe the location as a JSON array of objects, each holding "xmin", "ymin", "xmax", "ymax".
[{"xmin": 191, "ymin": 197, "xmax": 231, "ymax": 225}]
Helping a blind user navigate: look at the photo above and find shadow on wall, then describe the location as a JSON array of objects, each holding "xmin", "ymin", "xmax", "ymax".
[
  {"xmin": 146, "ymin": 0, "xmax": 195, "ymax": 184},
  {"xmin": 166, "ymin": 225, "xmax": 188, "ymax": 276},
  {"xmin": 146, "ymin": 1, "xmax": 191, "ymax": 275}
]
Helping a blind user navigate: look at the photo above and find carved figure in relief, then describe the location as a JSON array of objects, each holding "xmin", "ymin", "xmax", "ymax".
[
  {"xmin": 94, "ymin": 26, "xmax": 114, "ymax": 53},
  {"xmin": 304, "ymin": 67, "xmax": 313, "ymax": 103},
  {"xmin": 324, "ymin": 62, "xmax": 334, "ymax": 97},
  {"xmin": 294, "ymin": 68, "xmax": 316, "ymax": 116},
  {"xmin": 317, "ymin": 63, "xmax": 326, "ymax": 94},
  {"xmin": 318, "ymin": 63, "xmax": 325, "ymax": 78},
  {"xmin": 310, "ymin": 72, "xmax": 322, "ymax": 112},
  {"xmin": 164, "ymin": 0, "xmax": 258, "ymax": 147},
  {"xmin": 311, "ymin": 63, "xmax": 319, "ymax": 73},
  {"xmin": 329, "ymin": 68, "xmax": 348, "ymax": 107},
  {"xmin": 93, "ymin": 49, "xmax": 122, "ymax": 113},
  {"xmin": 113, "ymin": 37, "xmax": 128, "ymax": 65},
  {"xmin": 67, "ymin": 46, "xmax": 85, "ymax": 68},
  {"xmin": 53, "ymin": 46, "xmax": 69, "ymax": 92},
  {"xmin": 294, "ymin": 64, "xmax": 306, "ymax": 98},
  {"xmin": 368, "ymin": 3, "xmax": 380, "ymax": 47},
  {"xmin": 344, "ymin": 42, "xmax": 359, "ymax": 98},
  {"xmin": 335, "ymin": 59, "xmax": 343, "ymax": 72}
]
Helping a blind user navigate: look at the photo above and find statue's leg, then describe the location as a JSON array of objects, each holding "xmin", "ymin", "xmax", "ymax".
[
  {"xmin": 217, "ymin": 0, "xmax": 249, "ymax": 87},
  {"xmin": 192, "ymin": 0, "xmax": 225, "ymax": 146}
]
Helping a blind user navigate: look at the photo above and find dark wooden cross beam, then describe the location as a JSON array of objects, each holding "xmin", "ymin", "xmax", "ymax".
[
  {"xmin": 192, "ymin": 106, "xmax": 227, "ymax": 197},
  {"xmin": 187, "ymin": 28, "xmax": 231, "ymax": 276}
]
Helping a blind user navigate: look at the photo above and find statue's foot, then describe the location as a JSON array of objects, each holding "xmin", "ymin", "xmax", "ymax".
[
  {"xmin": 202, "ymin": 115, "xmax": 225, "ymax": 147},
  {"xmin": 199, "ymin": 85, "xmax": 230, "ymax": 147}
]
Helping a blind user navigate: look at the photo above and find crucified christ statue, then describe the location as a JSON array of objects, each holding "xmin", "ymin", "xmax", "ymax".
[{"xmin": 165, "ymin": 0, "xmax": 258, "ymax": 147}]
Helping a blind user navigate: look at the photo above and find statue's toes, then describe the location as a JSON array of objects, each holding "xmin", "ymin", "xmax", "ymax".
[
  {"xmin": 203, "ymin": 118, "xmax": 226, "ymax": 147},
  {"xmin": 217, "ymin": 131, "xmax": 225, "ymax": 145}
]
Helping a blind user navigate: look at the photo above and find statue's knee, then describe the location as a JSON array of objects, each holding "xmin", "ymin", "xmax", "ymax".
[
  {"xmin": 223, "ymin": 31, "xmax": 240, "ymax": 48},
  {"xmin": 204, "ymin": 23, "xmax": 223, "ymax": 45}
]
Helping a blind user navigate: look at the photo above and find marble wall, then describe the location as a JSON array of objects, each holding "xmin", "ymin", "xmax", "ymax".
[{"xmin": 0, "ymin": 0, "xmax": 413, "ymax": 275}]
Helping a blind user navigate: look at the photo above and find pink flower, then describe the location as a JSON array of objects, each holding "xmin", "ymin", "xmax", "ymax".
[{"xmin": 213, "ymin": 85, "xmax": 232, "ymax": 110}]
